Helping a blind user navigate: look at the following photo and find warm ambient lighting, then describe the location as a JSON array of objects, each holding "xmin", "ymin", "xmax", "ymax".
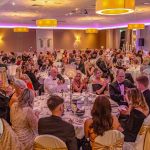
[
  {"xmin": 36, "ymin": 19, "xmax": 57, "ymax": 27},
  {"xmin": 128, "ymin": 24, "xmax": 145, "ymax": 30},
  {"xmin": 86, "ymin": 28, "xmax": 98, "ymax": 33},
  {"xmin": 64, "ymin": 65, "xmax": 76, "ymax": 79},
  {"xmin": 96, "ymin": 0, "xmax": 135, "ymax": 15},
  {"xmin": 0, "ymin": 35, "xmax": 3, "ymax": 43},
  {"xmin": 13, "ymin": 27, "xmax": 29, "ymax": 32}
]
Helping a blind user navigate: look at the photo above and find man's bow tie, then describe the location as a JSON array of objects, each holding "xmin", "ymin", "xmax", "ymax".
[{"xmin": 119, "ymin": 82, "xmax": 124, "ymax": 85}]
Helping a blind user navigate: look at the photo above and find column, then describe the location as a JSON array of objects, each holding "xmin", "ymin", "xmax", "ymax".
[{"xmin": 36, "ymin": 29, "xmax": 54, "ymax": 52}]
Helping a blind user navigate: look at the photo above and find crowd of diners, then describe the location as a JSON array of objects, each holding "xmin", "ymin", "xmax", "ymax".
[{"xmin": 0, "ymin": 48, "xmax": 150, "ymax": 150}]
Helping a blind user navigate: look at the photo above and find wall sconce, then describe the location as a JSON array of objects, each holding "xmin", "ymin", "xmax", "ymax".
[
  {"xmin": 75, "ymin": 35, "xmax": 81, "ymax": 42},
  {"xmin": 0, "ymin": 35, "xmax": 3, "ymax": 44},
  {"xmin": 74, "ymin": 34, "xmax": 81, "ymax": 49}
]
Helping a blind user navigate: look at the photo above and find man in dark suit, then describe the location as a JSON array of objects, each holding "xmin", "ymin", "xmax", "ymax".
[
  {"xmin": 109, "ymin": 69, "xmax": 135, "ymax": 105},
  {"xmin": 38, "ymin": 95, "xmax": 77, "ymax": 150},
  {"xmin": 25, "ymin": 65, "xmax": 40, "ymax": 91},
  {"xmin": 136, "ymin": 75, "xmax": 150, "ymax": 112}
]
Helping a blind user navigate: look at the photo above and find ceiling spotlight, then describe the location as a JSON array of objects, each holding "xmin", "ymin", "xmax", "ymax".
[{"xmin": 12, "ymin": 2, "xmax": 16, "ymax": 6}]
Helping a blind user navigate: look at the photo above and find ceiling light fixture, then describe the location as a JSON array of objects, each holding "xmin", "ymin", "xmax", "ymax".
[
  {"xmin": 13, "ymin": 27, "xmax": 29, "ymax": 32},
  {"xmin": 96, "ymin": 0, "xmax": 135, "ymax": 15},
  {"xmin": 36, "ymin": 19, "xmax": 57, "ymax": 27},
  {"xmin": 86, "ymin": 28, "xmax": 98, "ymax": 33},
  {"xmin": 128, "ymin": 24, "xmax": 145, "ymax": 30}
]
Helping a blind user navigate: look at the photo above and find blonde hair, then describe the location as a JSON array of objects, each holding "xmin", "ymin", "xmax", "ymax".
[
  {"xmin": 18, "ymin": 88, "xmax": 34, "ymax": 108},
  {"xmin": 127, "ymin": 88, "xmax": 149, "ymax": 111},
  {"xmin": 20, "ymin": 74, "xmax": 32, "ymax": 83},
  {"xmin": 14, "ymin": 79, "xmax": 27, "ymax": 90}
]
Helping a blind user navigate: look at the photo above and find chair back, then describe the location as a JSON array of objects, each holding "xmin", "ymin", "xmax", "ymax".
[
  {"xmin": 135, "ymin": 114, "xmax": 150, "ymax": 150},
  {"xmin": 92, "ymin": 130, "xmax": 124, "ymax": 150},
  {"xmin": 0, "ymin": 118, "xmax": 3, "ymax": 138},
  {"xmin": 34, "ymin": 135, "xmax": 68, "ymax": 150}
]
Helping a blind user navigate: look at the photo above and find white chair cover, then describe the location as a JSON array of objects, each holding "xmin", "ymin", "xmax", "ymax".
[
  {"xmin": 123, "ymin": 114, "xmax": 150, "ymax": 150},
  {"xmin": 34, "ymin": 135, "xmax": 68, "ymax": 150},
  {"xmin": 93, "ymin": 130, "xmax": 124, "ymax": 150},
  {"xmin": 135, "ymin": 114, "xmax": 150, "ymax": 150},
  {"xmin": 0, "ymin": 119, "xmax": 3, "ymax": 138}
]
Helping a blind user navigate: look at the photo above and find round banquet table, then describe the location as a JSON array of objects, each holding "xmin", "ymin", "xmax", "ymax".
[{"xmin": 33, "ymin": 92, "xmax": 119, "ymax": 139}]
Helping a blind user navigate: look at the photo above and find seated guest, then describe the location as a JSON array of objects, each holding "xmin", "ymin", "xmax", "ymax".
[
  {"xmin": 56, "ymin": 77, "xmax": 68, "ymax": 92},
  {"xmin": 85, "ymin": 62, "xmax": 95, "ymax": 78},
  {"xmin": 75, "ymin": 57, "xmax": 86, "ymax": 74},
  {"xmin": 140, "ymin": 57, "xmax": 150, "ymax": 73},
  {"xmin": 16, "ymin": 56, "xmax": 22, "ymax": 66},
  {"xmin": 25, "ymin": 65, "xmax": 41, "ymax": 91},
  {"xmin": 20, "ymin": 74, "xmax": 34, "ymax": 90},
  {"xmin": 9, "ymin": 79, "xmax": 27, "ymax": 107},
  {"xmin": 136, "ymin": 75, "xmax": 150, "ymax": 111},
  {"xmin": 84, "ymin": 95, "xmax": 122, "ymax": 147},
  {"xmin": 91, "ymin": 68, "xmax": 109, "ymax": 95},
  {"xmin": 109, "ymin": 69, "xmax": 135, "ymax": 105},
  {"xmin": 10, "ymin": 89, "xmax": 38, "ymax": 150},
  {"xmin": 44, "ymin": 67, "xmax": 65, "ymax": 93},
  {"xmin": 121, "ymin": 88, "xmax": 149, "ymax": 142},
  {"xmin": 0, "ymin": 59, "xmax": 7, "ymax": 70},
  {"xmin": 96, "ymin": 56, "xmax": 110, "ymax": 78},
  {"xmin": 38, "ymin": 95, "xmax": 77, "ymax": 150},
  {"xmin": 40, "ymin": 59, "xmax": 52, "ymax": 71},
  {"xmin": 125, "ymin": 73, "xmax": 134, "ymax": 84},
  {"xmin": 0, "ymin": 104, "xmax": 22, "ymax": 150},
  {"xmin": 72, "ymin": 72, "xmax": 87, "ymax": 93}
]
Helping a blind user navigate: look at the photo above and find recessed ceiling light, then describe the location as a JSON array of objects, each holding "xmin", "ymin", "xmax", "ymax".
[
  {"xmin": 12, "ymin": 2, "xmax": 15, "ymax": 5},
  {"xmin": 144, "ymin": 2, "xmax": 150, "ymax": 5}
]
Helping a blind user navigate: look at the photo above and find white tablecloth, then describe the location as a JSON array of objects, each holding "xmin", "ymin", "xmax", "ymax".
[{"xmin": 33, "ymin": 93, "xmax": 119, "ymax": 139}]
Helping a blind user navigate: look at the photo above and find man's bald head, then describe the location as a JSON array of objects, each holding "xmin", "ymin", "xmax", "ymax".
[{"xmin": 50, "ymin": 67, "xmax": 58, "ymax": 78}]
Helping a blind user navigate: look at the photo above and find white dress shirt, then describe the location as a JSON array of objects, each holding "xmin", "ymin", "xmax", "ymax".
[
  {"xmin": 56, "ymin": 83, "xmax": 68, "ymax": 92},
  {"xmin": 44, "ymin": 76, "xmax": 59, "ymax": 93},
  {"xmin": 119, "ymin": 83, "xmax": 125, "ymax": 96}
]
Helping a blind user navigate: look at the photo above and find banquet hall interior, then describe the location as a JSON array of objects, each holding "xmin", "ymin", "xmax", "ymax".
[{"xmin": 1, "ymin": 0, "xmax": 150, "ymax": 150}]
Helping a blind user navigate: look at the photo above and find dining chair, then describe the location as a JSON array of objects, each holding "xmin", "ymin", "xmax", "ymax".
[
  {"xmin": 92, "ymin": 130, "xmax": 124, "ymax": 150},
  {"xmin": 34, "ymin": 134, "xmax": 68, "ymax": 150}
]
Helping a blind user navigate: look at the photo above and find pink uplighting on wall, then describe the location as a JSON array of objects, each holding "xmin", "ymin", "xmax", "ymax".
[{"xmin": 0, "ymin": 21, "xmax": 150, "ymax": 30}]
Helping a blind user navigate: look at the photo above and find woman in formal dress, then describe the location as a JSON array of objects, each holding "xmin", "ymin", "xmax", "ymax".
[
  {"xmin": 91, "ymin": 68, "xmax": 109, "ymax": 95},
  {"xmin": 10, "ymin": 88, "xmax": 38, "ymax": 150},
  {"xmin": 0, "ymin": 102, "xmax": 22, "ymax": 150},
  {"xmin": 86, "ymin": 62, "xmax": 95, "ymax": 78},
  {"xmin": 72, "ymin": 72, "xmax": 87, "ymax": 93},
  {"xmin": 121, "ymin": 88, "xmax": 149, "ymax": 142},
  {"xmin": 84, "ymin": 95, "xmax": 122, "ymax": 146}
]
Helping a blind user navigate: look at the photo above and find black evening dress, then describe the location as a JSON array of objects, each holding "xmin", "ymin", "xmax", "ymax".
[{"xmin": 123, "ymin": 109, "xmax": 146, "ymax": 142}]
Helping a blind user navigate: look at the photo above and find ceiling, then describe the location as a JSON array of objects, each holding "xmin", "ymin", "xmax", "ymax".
[{"xmin": 0, "ymin": 0, "xmax": 150, "ymax": 29}]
